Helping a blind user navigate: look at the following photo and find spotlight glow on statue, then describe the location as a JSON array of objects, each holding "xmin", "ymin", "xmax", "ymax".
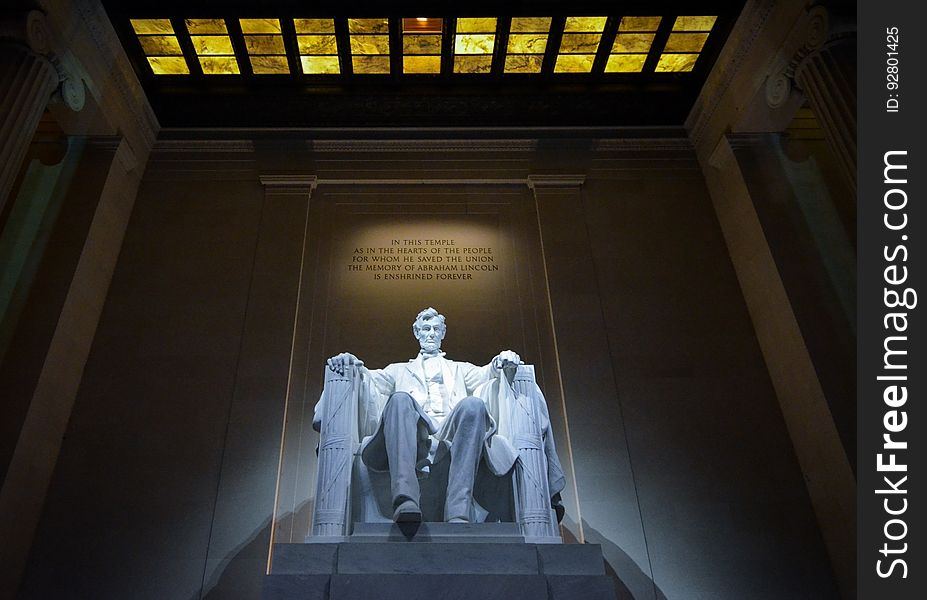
[{"xmin": 324, "ymin": 307, "xmax": 557, "ymax": 524}]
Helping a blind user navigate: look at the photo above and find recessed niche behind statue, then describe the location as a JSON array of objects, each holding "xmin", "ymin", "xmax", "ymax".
[{"xmin": 331, "ymin": 214, "xmax": 509, "ymax": 368}]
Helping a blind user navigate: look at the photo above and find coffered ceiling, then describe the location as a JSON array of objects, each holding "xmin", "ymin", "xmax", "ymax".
[{"xmin": 102, "ymin": 1, "xmax": 747, "ymax": 129}]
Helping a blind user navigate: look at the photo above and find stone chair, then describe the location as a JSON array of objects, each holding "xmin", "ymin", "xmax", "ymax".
[{"xmin": 309, "ymin": 364, "xmax": 562, "ymax": 543}]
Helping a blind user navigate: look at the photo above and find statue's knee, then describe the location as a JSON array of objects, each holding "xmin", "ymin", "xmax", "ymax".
[
  {"xmin": 386, "ymin": 392, "xmax": 416, "ymax": 413},
  {"xmin": 457, "ymin": 396, "xmax": 487, "ymax": 417}
]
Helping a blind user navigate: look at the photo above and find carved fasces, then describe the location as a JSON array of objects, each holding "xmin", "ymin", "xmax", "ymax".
[
  {"xmin": 310, "ymin": 365, "xmax": 360, "ymax": 539},
  {"xmin": 510, "ymin": 365, "xmax": 560, "ymax": 542}
]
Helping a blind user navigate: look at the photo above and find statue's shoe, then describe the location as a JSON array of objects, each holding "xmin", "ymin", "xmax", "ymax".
[
  {"xmin": 392, "ymin": 499, "xmax": 422, "ymax": 523},
  {"xmin": 447, "ymin": 517, "xmax": 468, "ymax": 524}
]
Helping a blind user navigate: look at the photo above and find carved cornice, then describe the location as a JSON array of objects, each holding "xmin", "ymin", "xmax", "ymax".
[
  {"xmin": 686, "ymin": 0, "xmax": 779, "ymax": 150},
  {"xmin": 594, "ymin": 138, "xmax": 694, "ymax": 153},
  {"xmin": 527, "ymin": 175, "xmax": 586, "ymax": 189},
  {"xmin": 152, "ymin": 140, "xmax": 256, "ymax": 154},
  {"xmin": 259, "ymin": 175, "xmax": 318, "ymax": 194},
  {"xmin": 39, "ymin": 0, "xmax": 158, "ymax": 150}
]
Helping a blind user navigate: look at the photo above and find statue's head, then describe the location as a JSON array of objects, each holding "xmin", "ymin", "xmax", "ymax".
[{"xmin": 412, "ymin": 307, "xmax": 446, "ymax": 354}]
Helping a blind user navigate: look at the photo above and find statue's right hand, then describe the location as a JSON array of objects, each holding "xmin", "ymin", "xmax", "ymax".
[{"xmin": 327, "ymin": 352, "xmax": 364, "ymax": 375}]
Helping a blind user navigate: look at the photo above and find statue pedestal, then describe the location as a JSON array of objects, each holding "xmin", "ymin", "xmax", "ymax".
[{"xmin": 265, "ymin": 533, "xmax": 617, "ymax": 600}]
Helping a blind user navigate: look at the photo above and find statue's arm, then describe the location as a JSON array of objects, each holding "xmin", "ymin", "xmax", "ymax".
[
  {"xmin": 317, "ymin": 353, "xmax": 394, "ymax": 434},
  {"xmin": 490, "ymin": 350, "xmax": 523, "ymax": 371}
]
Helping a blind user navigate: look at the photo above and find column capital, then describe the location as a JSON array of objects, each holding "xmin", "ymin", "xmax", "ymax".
[
  {"xmin": 0, "ymin": 10, "xmax": 52, "ymax": 55},
  {"xmin": 1, "ymin": 10, "xmax": 85, "ymax": 112},
  {"xmin": 765, "ymin": 4, "xmax": 855, "ymax": 109}
]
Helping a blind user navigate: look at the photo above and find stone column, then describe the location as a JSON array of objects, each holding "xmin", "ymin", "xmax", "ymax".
[
  {"xmin": 794, "ymin": 35, "xmax": 856, "ymax": 191},
  {"xmin": 766, "ymin": 5, "xmax": 856, "ymax": 191},
  {"xmin": 0, "ymin": 10, "xmax": 85, "ymax": 218},
  {"xmin": 705, "ymin": 135, "xmax": 855, "ymax": 596}
]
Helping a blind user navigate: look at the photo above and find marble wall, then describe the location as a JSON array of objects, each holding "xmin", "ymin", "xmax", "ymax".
[{"xmin": 18, "ymin": 137, "xmax": 839, "ymax": 599}]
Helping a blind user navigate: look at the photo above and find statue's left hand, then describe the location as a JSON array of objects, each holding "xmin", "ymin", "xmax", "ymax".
[{"xmin": 492, "ymin": 350, "xmax": 523, "ymax": 370}]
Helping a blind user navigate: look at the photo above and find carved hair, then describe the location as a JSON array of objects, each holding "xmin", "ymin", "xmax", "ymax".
[{"xmin": 412, "ymin": 307, "xmax": 446, "ymax": 337}]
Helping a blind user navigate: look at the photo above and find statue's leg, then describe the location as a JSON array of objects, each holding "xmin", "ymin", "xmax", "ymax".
[
  {"xmin": 444, "ymin": 396, "xmax": 489, "ymax": 522},
  {"xmin": 379, "ymin": 392, "xmax": 425, "ymax": 519}
]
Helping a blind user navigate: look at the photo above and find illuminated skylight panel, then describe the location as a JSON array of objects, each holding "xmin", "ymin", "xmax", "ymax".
[
  {"xmin": 186, "ymin": 19, "xmax": 239, "ymax": 74},
  {"xmin": 606, "ymin": 16, "xmax": 661, "ymax": 73},
  {"xmin": 131, "ymin": 19, "xmax": 188, "ymax": 75},
  {"xmin": 349, "ymin": 18, "xmax": 390, "ymax": 74},
  {"xmin": 403, "ymin": 18, "xmax": 443, "ymax": 74},
  {"xmin": 454, "ymin": 18, "xmax": 496, "ymax": 73},
  {"xmin": 655, "ymin": 15, "xmax": 717, "ymax": 73},
  {"xmin": 504, "ymin": 17, "xmax": 551, "ymax": 74},
  {"xmin": 554, "ymin": 16, "xmax": 607, "ymax": 73},
  {"xmin": 294, "ymin": 19, "xmax": 340, "ymax": 74},
  {"xmin": 240, "ymin": 19, "xmax": 289, "ymax": 74}
]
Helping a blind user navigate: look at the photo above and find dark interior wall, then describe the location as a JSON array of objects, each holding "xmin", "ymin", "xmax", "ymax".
[
  {"xmin": 577, "ymin": 175, "xmax": 839, "ymax": 599},
  {"xmin": 19, "ymin": 138, "xmax": 839, "ymax": 600}
]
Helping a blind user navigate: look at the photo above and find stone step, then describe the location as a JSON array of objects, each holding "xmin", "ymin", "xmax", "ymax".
[
  {"xmin": 270, "ymin": 542, "xmax": 606, "ymax": 576},
  {"xmin": 348, "ymin": 521, "xmax": 526, "ymax": 543},
  {"xmin": 264, "ymin": 574, "xmax": 617, "ymax": 600}
]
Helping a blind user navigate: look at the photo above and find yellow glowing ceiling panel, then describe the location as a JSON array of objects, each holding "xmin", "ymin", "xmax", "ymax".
[
  {"xmin": 146, "ymin": 56, "xmax": 189, "ymax": 75},
  {"xmin": 185, "ymin": 18, "xmax": 227, "ymax": 34},
  {"xmin": 455, "ymin": 33, "xmax": 495, "ymax": 54},
  {"xmin": 352, "ymin": 55, "xmax": 390, "ymax": 74},
  {"xmin": 138, "ymin": 35, "xmax": 182, "ymax": 55},
  {"xmin": 505, "ymin": 17, "xmax": 550, "ymax": 74},
  {"xmin": 554, "ymin": 54, "xmax": 596, "ymax": 73},
  {"xmin": 607, "ymin": 16, "xmax": 662, "ymax": 74},
  {"xmin": 402, "ymin": 18, "xmax": 442, "ymax": 74},
  {"xmin": 604, "ymin": 54, "xmax": 647, "ymax": 73},
  {"xmin": 351, "ymin": 36, "xmax": 390, "ymax": 54},
  {"xmin": 198, "ymin": 56, "xmax": 240, "ymax": 74},
  {"xmin": 240, "ymin": 19, "xmax": 289, "ymax": 74},
  {"xmin": 454, "ymin": 55, "xmax": 493, "ymax": 73},
  {"xmin": 664, "ymin": 33, "xmax": 709, "ymax": 53},
  {"xmin": 403, "ymin": 56, "xmax": 441, "ymax": 73},
  {"xmin": 131, "ymin": 19, "xmax": 174, "ymax": 35},
  {"xmin": 403, "ymin": 35, "xmax": 442, "ymax": 54},
  {"xmin": 673, "ymin": 16, "xmax": 717, "ymax": 31},
  {"xmin": 655, "ymin": 53, "xmax": 698, "ymax": 72},
  {"xmin": 612, "ymin": 33, "xmax": 656, "ymax": 53},
  {"xmin": 132, "ymin": 19, "xmax": 188, "ymax": 75},
  {"xmin": 294, "ymin": 18, "xmax": 340, "ymax": 74},
  {"xmin": 240, "ymin": 18, "xmax": 281, "ymax": 34},
  {"xmin": 298, "ymin": 36, "xmax": 337, "ymax": 55},
  {"xmin": 504, "ymin": 54, "xmax": 544, "ymax": 74},
  {"xmin": 244, "ymin": 35, "xmax": 285, "ymax": 55},
  {"xmin": 453, "ymin": 18, "xmax": 496, "ymax": 73},
  {"xmin": 563, "ymin": 17, "xmax": 607, "ymax": 32},
  {"xmin": 509, "ymin": 17, "xmax": 552, "ymax": 33},
  {"xmin": 349, "ymin": 18, "xmax": 389, "ymax": 34},
  {"xmin": 456, "ymin": 18, "xmax": 496, "ymax": 34},
  {"xmin": 554, "ymin": 16, "xmax": 606, "ymax": 73},
  {"xmin": 190, "ymin": 36, "xmax": 233, "ymax": 55},
  {"xmin": 185, "ymin": 19, "xmax": 238, "ymax": 74},
  {"xmin": 349, "ymin": 18, "xmax": 390, "ymax": 73},
  {"xmin": 656, "ymin": 15, "xmax": 716, "ymax": 73},
  {"xmin": 300, "ymin": 56, "xmax": 340, "ymax": 74},
  {"xmin": 619, "ymin": 16, "xmax": 662, "ymax": 32},
  {"xmin": 295, "ymin": 19, "xmax": 335, "ymax": 34}
]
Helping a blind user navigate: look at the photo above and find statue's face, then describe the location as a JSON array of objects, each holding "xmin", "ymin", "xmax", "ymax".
[{"xmin": 415, "ymin": 317, "xmax": 446, "ymax": 354}]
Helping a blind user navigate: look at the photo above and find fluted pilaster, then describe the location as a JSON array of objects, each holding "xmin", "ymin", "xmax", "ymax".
[
  {"xmin": 794, "ymin": 34, "xmax": 856, "ymax": 191},
  {"xmin": 765, "ymin": 5, "xmax": 856, "ymax": 192},
  {"xmin": 0, "ymin": 12, "xmax": 60, "ymax": 215}
]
